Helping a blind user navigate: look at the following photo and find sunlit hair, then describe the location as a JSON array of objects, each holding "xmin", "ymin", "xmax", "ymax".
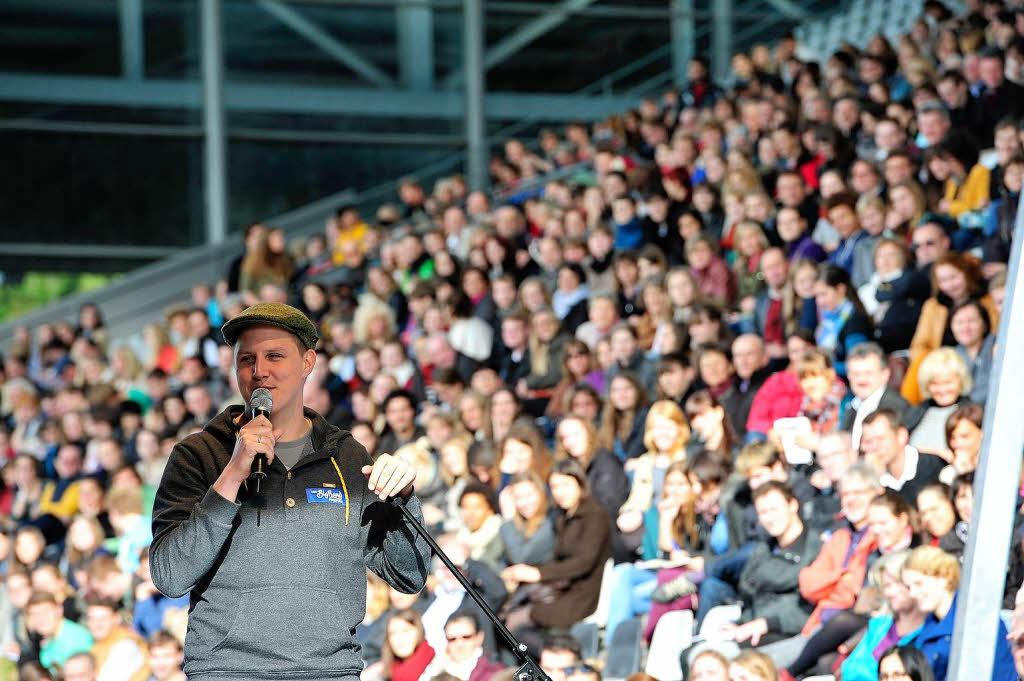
[
  {"xmin": 917, "ymin": 346, "xmax": 971, "ymax": 399},
  {"xmin": 904, "ymin": 545, "xmax": 961, "ymax": 592},
  {"xmin": 730, "ymin": 650, "xmax": 778, "ymax": 681},
  {"xmin": 641, "ymin": 400, "xmax": 690, "ymax": 457},
  {"xmin": 508, "ymin": 471, "xmax": 550, "ymax": 539},
  {"xmin": 795, "ymin": 347, "xmax": 834, "ymax": 378},
  {"xmin": 553, "ymin": 415, "xmax": 600, "ymax": 468}
]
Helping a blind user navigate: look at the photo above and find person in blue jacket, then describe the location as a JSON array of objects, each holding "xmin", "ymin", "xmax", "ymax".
[{"xmin": 902, "ymin": 545, "xmax": 1016, "ymax": 681}]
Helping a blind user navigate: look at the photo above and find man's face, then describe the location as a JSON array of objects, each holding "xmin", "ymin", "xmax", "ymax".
[
  {"xmin": 149, "ymin": 643, "xmax": 184, "ymax": 680},
  {"xmin": 234, "ymin": 326, "xmax": 315, "ymax": 419},
  {"xmin": 444, "ymin": 618, "xmax": 484, "ymax": 664},
  {"xmin": 54, "ymin": 445, "xmax": 82, "ymax": 479},
  {"xmin": 184, "ymin": 386, "xmax": 212, "ymax": 419},
  {"xmin": 827, "ymin": 205, "xmax": 859, "ymax": 239},
  {"xmin": 731, "ymin": 337, "xmax": 766, "ymax": 380},
  {"xmin": 776, "ymin": 174, "xmax": 805, "ymax": 207},
  {"xmin": 187, "ymin": 311, "xmax": 210, "ymax": 338},
  {"xmin": 610, "ymin": 329, "xmax": 637, "ymax": 362},
  {"xmin": 884, "ymin": 155, "xmax": 913, "ymax": 185},
  {"xmin": 63, "ymin": 656, "xmax": 96, "ymax": 681},
  {"xmin": 860, "ymin": 420, "xmax": 904, "ymax": 468},
  {"xmin": 839, "ymin": 479, "xmax": 875, "ymax": 526},
  {"xmin": 698, "ymin": 352, "xmax": 733, "ymax": 389},
  {"xmin": 817, "ymin": 438, "xmax": 856, "ymax": 482},
  {"xmin": 747, "ymin": 462, "xmax": 786, "ymax": 491},
  {"xmin": 937, "ymin": 78, "xmax": 967, "ymax": 109},
  {"xmin": 459, "ymin": 492, "xmax": 493, "ymax": 533},
  {"xmin": 754, "ymin": 489, "xmax": 798, "ymax": 539},
  {"xmin": 980, "ymin": 56, "xmax": 1005, "ymax": 91},
  {"xmin": 26, "ymin": 602, "xmax": 61, "ymax": 637},
  {"xmin": 911, "ymin": 224, "xmax": 949, "ymax": 266},
  {"xmin": 589, "ymin": 299, "xmax": 617, "ymax": 330},
  {"xmin": 384, "ymin": 397, "xmax": 415, "ymax": 434},
  {"xmin": 903, "ymin": 568, "xmax": 949, "ymax": 614},
  {"xmin": 646, "ymin": 197, "xmax": 669, "ymax": 221},
  {"xmin": 86, "ymin": 605, "xmax": 119, "ymax": 641},
  {"xmin": 501, "ymin": 319, "xmax": 528, "ymax": 351},
  {"xmin": 918, "ymin": 111, "xmax": 950, "ymax": 146},
  {"xmin": 846, "ymin": 355, "xmax": 888, "ymax": 399},
  {"xmin": 760, "ymin": 250, "xmax": 788, "ymax": 289},
  {"xmin": 540, "ymin": 649, "xmax": 579, "ymax": 681},
  {"xmin": 850, "ymin": 162, "xmax": 879, "ymax": 194},
  {"xmin": 875, "ymin": 121, "xmax": 905, "ymax": 152},
  {"xmin": 833, "ymin": 99, "xmax": 859, "ymax": 131}
]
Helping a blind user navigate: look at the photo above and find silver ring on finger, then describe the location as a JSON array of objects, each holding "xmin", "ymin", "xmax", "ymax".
[{"xmin": 257, "ymin": 435, "xmax": 262, "ymax": 444}]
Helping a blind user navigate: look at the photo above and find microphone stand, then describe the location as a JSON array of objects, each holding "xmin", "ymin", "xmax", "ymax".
[{"xmin": 391, "ymin": 499, "xmax": 553, "ymax": 681}]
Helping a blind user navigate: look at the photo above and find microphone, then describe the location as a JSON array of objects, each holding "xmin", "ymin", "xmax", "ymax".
[{"xmin": 249, "ymin": 388, "xmax": 273, "ymax": 494}]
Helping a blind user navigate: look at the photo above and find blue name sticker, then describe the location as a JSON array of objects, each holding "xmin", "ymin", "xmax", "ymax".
[{"xmin": 306, "ymin": 487, "xmax": 347, "ymax": 506}]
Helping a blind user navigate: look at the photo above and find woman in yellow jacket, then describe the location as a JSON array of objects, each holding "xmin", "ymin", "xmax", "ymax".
[
  {"xmin": 928, "ymin": 132, "xmax": 990, "ymax": 220},
  {"xmin": 902, "ymin": 252, "xmax": 999, "ymax": 404}
]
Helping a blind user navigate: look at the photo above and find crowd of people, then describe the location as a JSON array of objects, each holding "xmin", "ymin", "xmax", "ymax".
[{"xmin": 3, "ymin": 0, "xmax": 1024, "ymax": 679}]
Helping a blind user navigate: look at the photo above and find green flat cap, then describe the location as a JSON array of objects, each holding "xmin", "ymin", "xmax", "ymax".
[{"xmin": 221, "ymin": 302, "xmax": 319, "ymax": 349}]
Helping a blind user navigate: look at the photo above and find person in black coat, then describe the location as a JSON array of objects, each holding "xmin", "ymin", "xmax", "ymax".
[
  {"xmin": 860, "ymin": 409, "xmax": 946, "ymax": 506},
  {"xmin": 840, "ymin": 343, "xmax": 911, "ymax": 446},
  {"xmin": 970, "ymin": 47, "xmax": 1024, "ymax": 147}
]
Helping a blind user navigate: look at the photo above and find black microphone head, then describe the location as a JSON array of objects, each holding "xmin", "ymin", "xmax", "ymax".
[{"xmin": 249, "ymin": 388, "xmax": 273, "ymax": 417}]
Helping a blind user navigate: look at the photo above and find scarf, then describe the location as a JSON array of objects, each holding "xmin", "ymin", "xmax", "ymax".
[
  {"xmin": 553, "ymin": 285, "xmax": 590, "ymax": 320},
  {"xmin": 391, "ymin": 640, "xmax": 436, "ymax": 681},
  {"xmin": 816, "ymin": 300, "xmax": 853, "ymax": 355},
  {"xmin": 800, "ymin": 380, "xmax": 847, "ymax": 434}
]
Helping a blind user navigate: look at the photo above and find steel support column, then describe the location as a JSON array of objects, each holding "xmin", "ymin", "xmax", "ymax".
[
  {"xmin": 948, "ymin": 190, "xmax": 1024, "ymax": 681},
  {"xmin": 257, "ymin": 0, "xmax": 396, "ymax": 88},
  {"xmin": 397, "ymin": 0, "xmax": 434, "ymax": 91},
  {"xmin": 463, "ymin": 0, "xmax": 487, "ymax": 191},
  {"xmin": 711, "ymin": 0, "xmax": 732, "ymax": 86},
  {"xmin": 118, "ymin": 0, "xmax": 144, "ymax": 80},
  {"xmin": 670, "ymin": 0, "xmax": 694, "ymax": 89},
  {"xmin": 445, "ymin": 0, "xmax": 597, "ymax": 89},
  {"xmin": 200, "ymin": 0, "xmax": 228, "ymax": 246}
]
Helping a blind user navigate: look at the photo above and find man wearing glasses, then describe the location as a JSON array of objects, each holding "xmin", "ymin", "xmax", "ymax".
[{"xmin": 431, "ymin": 612, "xmax": 505, "ymax": 681}]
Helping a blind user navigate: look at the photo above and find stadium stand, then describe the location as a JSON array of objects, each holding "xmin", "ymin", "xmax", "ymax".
[{"xmin": 2, "ymin": 0, "xmax": 1024, "ymax": 680}]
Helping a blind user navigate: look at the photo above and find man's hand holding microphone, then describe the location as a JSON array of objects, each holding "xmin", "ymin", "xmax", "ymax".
[{"xmin": 214, "ymin": 388, "xmax": 281, "ymax": 503}]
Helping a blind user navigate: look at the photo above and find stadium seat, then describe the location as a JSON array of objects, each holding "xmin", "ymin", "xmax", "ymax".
[
  {"xmin": 644, "ymin": 609, "xmax": 695, "ymax": 681},
  {"xmin": 603, "ymin": 615, "xmax": 644, "ymax": 681},
  {"xmin": 582, "ymin": 558, "xmax": 616, "ymax": 628}
]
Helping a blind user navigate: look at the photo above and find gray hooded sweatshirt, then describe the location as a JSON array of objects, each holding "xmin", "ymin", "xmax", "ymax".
[{"xmin": 150, "ymin": 406, "xmax": 430, "ymax": 680}]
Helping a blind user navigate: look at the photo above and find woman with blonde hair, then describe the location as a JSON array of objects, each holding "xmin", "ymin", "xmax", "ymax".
[
  {"xmin": 106, "ymin": 346, "xmax": 144, "ymax": 395},
  {"xmin": 839, "ymin": 550, "xmax": 923, "ymax": 681},
  {"xmin": 634, "ymin": 277, "xmax": 674, "ymax": 353},
  {"xmin": 353, "ymin": 295, "xmax": 399, "ymax": 348},
  {"xmin": 732, "ymin": 221, "xmax": 770, "ymax": 304},
  {"xmin": 903, "ymin": 546, "xmax": 1015, "ymax": 681},
  {"xmin": 614, "ymin": 400, "xmax": 690, "ymax": 561},
  {"xmin": 886, "ymin": 180, "xmax": 927, "ymax": 236},
  {"xmin": 142, "ymin": 323, "xmax": 178, "ymax": 373},
  {"xmin": 904, "ymin": 347, "xmax": 973, "ymax": 461},
  {"xmin": 729, "ymin": 650, "xmax": 778, "ymax": 681}
]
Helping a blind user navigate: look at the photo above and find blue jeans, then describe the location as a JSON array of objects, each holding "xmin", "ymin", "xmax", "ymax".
[
  {"xmin": 605, "ymin": 563, "xmax": 657, "ymax": 645},
  {"xmin": 695, "ymin": 542, "xmax": 755, "ymax": 627}
]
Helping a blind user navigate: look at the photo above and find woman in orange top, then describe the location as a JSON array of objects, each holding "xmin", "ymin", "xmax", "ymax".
[{"xmin": 901, "ymin": 253, "xmax": 998, "ymax": 404}]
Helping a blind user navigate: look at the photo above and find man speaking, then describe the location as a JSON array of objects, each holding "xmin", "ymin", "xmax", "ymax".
[{"xmin": 150, "ymin": 302, "xmax": 430, "ymax": 680}]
